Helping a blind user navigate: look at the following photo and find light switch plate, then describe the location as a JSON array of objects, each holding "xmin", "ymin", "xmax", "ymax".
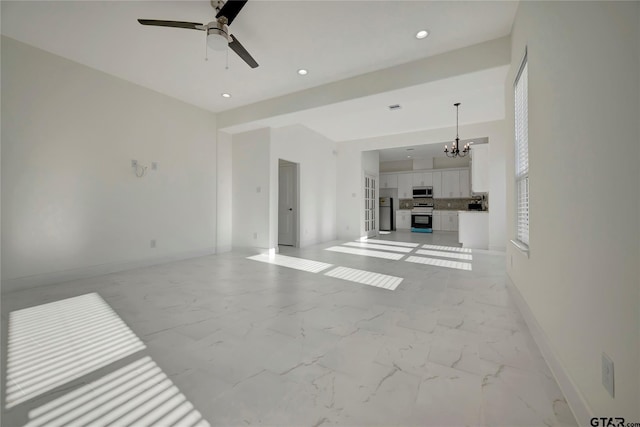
[{"xmin": 602, "ymin": 352, "xmax": 614, "ymax": 398}]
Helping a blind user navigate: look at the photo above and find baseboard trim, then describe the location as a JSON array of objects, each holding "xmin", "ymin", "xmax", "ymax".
[
  {"xmin": 1, "ymin": 247, "xmax": 217, "ymax": 293},
  {"xmin": 216, "ymin": 245, "xmax": 232, "ymax": 253},
  {"xmin": 506, "ymin": 275, "xmax": 593, "ymax": 426}
]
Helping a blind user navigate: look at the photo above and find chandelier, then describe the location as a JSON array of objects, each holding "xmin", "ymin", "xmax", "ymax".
[{"xmin": 444, "ymin": 102, "xmax": 470, "ymax": 158}]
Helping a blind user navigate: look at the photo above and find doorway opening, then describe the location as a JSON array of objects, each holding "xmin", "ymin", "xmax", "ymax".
[{"xmin": 278, "ymin": 159, "xmax": 300, "ymax": 247}]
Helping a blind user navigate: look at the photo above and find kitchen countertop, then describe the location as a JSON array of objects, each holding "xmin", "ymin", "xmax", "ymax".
[
  {"xmin": 434, "ymin": 209, "xmax": 489, "ymax": 212},
  {"xmin": 395, "ymin": 208, "xmax": 489, "ymax": 212}
]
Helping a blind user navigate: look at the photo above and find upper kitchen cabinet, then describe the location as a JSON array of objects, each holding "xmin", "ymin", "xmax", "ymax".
[
  {"xmin": 470, "ymin": 144, "xmax": 489, "ymax": 193},
  {"xmin": 412, "ymin": 172, "xmax": 433, "ymax": 187},
  {"xmin": 433, "ymin": 172, "xmax": 442, "ymax": 198},
  {"xmin": 459, "ymin": 169, "xmax": 470, "ymax": 197},
  {"xmin": 440, "ymin": 168, "xmax": 470, "ymax": 198},
  {"xmin": 380, "ymin": 173, "xmax": 398, "ymax": 189},
  {"xmin": 442, "ymin": 170, "xmax": 460, "ymax": 198},
  {"xmin": 397, "ymin": 173, "xmax": 413, "ymax": 199}
]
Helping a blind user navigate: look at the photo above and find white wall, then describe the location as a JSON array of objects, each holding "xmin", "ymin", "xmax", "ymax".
[
  {"xmin": 380, "ymin": 160, "xmax": 413, "ymax": 172},
  {"xmin": 1, "ymin": 37, "xmax": 218, "ymax": 291},
  {"xmin": 270, "ymin": 125, "xmax": 337, "ymax": 248},
  {"xmin": 432, "ymin": 156, "xmax": 470, "ymax": 169},
  {"xmin": 412, "ymin": 158, "xmax": 433, "ymax": 170},
  {"xmin": 336, "ymin": 120, "xmax": 507, "ymax": 249},
  {"xmin": 216, "ymin": 131, "xmax": 232, "ymax": 253},
  {"xmin": 506, "ymin": 2, "xmax": 639, "ymax": 421},
  {"xmin": 231, "ymin": 128, "xmax": 271, "ymax": 249}
]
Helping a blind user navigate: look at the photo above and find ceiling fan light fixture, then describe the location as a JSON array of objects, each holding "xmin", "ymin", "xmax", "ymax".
[{"xmin": 207, "ymin": 26, "xmax": 229, "ymax": 51}]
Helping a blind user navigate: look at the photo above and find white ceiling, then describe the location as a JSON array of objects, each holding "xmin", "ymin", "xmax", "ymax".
[
  {"xmin": 1, "ymin": 0, "xmax": 518, "ymax": 116},
  {"xmin": 225, "ymin": 65, "xmax": 508, "ymax": 141}
]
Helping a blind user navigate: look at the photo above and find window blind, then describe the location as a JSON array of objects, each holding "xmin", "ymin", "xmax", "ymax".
[{"xmin": 515, "ymin": 58, "xmax": 529, "ymax": 246}]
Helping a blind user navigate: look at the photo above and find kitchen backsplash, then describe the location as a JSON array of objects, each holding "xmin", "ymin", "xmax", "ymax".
[
  {"xmin": 397, "ymin": 196, "xmax": 489, "ymax": 211},
  {"xmin": 434, "ymin": 198, "xmax": 479, "ymax": 210},
  {"xmin": 398, "ymin": 199, "xmax": 413, "ymax": 209}
]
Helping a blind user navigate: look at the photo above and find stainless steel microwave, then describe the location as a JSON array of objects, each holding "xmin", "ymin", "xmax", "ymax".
[{"xmin": 413, "ymin": 186, "xmax": 433, "ymax": 198}]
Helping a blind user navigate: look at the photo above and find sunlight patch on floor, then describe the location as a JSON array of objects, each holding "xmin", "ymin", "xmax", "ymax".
[
  {"xmin": 405, "ymin": 255, "xmax": 472, "ymax": 271},
  {"xmin": 357, "ymin": 238, "xmax": 419, "ymax": 248},
  {"xmin": 324, "ymin": 266, "xmax": 402, "ymax": 290},
  {"xmin": 247, "ymin": 254, "xmax": 333, "ymax": 273},
  {"xmin": 23, "ymin": 356, "xmax": 209, "ymax": 427},
  {"xmin": 421, "ymin": 244, "xmax": 472, "ymax": 253},
  {"xmin": 325, "ymin": 246, "xmax": 404, "ymax": 260},
  {"xmin": 343, "ymin": 241, "xmax": 413, "ymax": 253},
  {"xmin": 415, "ymin": 249, "xmax": 472, "ymax": 260},
  {"xmin": 6, "ymin": 293, "xmax": 146, "ymax": 409}
]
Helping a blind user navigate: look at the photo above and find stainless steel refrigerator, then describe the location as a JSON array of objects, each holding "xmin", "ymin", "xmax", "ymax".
[{"xmin": 379, "ymin": 197, "xmax": 394, "ymax": 231}]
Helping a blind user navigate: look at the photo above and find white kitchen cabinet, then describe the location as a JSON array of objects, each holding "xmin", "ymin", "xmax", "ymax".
[
  {"xmin": 380, "ymin": 173, "xmax": 398, "ymax": 189},
  {"xmin": 424, "ymin": 172, "xmax": 433, "ymax": 186},
  {"xmin": 442, "ymin": 171, "xmax": 460, "ymax": 198},
  {"xmin": 433, "ymin": 172, "xmax": 442, "ymax": 198},
  {"xmin": 432, "ymin": 211, "xmax": 441, "ymax": 231},
  {"xmin": 441, "ymin": 211, "xmax": 458, "ymax": 231},
  {"xmin": 397, "ymin": 173, "xmax": 413, "ymax": 199},
  {"xmin": 396, "ymin": 210, "xmax": 411, "ymax": 230},
  {"xmin": 458, "ymin": 211, "xmax": 489, "ymax": 249},
  {"xmin": 440, "ymin": 169, "xmax": 470, "ymax": 198},
  {"xmin": 412, "ymin": 172, "xmax": 433, "ymax": 187},
  {"xmin": 471, "ymin": 144, "xmax": 489, "ymax": 193},
  {"xmin": 459, "ymin": 169, "xmax": 470, "ymax": 197}
]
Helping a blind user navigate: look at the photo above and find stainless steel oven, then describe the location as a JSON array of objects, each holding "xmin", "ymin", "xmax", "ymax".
[{"xmin": 411, "ymin": 200, "xmax": 434, "ymax": 233}]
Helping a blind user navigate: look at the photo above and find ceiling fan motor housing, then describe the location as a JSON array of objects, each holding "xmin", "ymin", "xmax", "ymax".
[{"xmin": 207, "ymin": 21, "xmax": 230, "ymax": 50}]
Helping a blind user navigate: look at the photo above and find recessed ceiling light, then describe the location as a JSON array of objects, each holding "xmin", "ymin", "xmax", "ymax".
[
  {"xmin": 407, "ymin": 155, "xmax": 411, "ymax": 158},
  {"xmin": 416, "ymin": 30, "xmax": 429, "ymax": 39},
  {"xmin": 221, "ymin": 93, "xmax": 231, "ymax": 98},
  {"xmin": 297, "ymin": 69, "xmax": 308, "ymax": 75},
  {"xmin": 406, "ymin": 148, "xmax": 414, "ymax": 151},
  {"xmin": 388, "ymin": 104, "xmax": 402, "ymax": 110}
]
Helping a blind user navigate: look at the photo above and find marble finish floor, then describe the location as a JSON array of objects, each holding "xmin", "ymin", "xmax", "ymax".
[{"xmin": 1, "ymin": 231, "xmax": 577, "ymax": 426}]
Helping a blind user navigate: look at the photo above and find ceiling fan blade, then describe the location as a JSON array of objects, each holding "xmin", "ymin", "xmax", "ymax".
[
  {"xmin": 216, "ymin": 0, "xmax": 248, "ymax": 25},
  {"xmin": 137, "ymin": 19, "xmax": 204, "ymax": 30},
  {"xmin": 228, "ymin": 34, "xmax": 259, "ymax": 68}
]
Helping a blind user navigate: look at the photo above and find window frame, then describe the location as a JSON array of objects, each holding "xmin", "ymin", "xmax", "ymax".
[{"xmin": 513, "ymin": 50, "xmax": 530, "ymax": 252}]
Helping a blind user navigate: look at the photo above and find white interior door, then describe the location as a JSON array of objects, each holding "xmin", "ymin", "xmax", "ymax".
[
  {"xmin": 364, "ymin": 174, "xmax": 377, "ymax": 237},
  {"xmin": 278, "ymin": 162, "xmax": 296, "ymax": 246}
]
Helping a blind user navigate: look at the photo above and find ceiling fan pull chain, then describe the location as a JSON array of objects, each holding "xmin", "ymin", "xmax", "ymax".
[
  {"xmin": 204, "ymin": 33, "xmax": 209, "ymax": 61},
  {"xmin": 225, "ymin": 46, "xmax": 229, "ymax": 70}
]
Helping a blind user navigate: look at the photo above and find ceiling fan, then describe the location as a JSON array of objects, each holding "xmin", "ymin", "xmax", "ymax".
[{"xmin": 138, "ymin": 0, "xmax": 258, "ymax": 68}]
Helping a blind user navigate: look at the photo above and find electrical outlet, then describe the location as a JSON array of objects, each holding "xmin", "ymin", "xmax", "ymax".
[
  {"xmin": 602, "ymin": 352, "xmax": 615, "ymax": 398},
  {"xmin": 253, "ymin": 232, "xmax": 258, "ymax": 239},
  {"xmin": 150, "ymin": 239, "xmax": 156, "ymax": 248}
]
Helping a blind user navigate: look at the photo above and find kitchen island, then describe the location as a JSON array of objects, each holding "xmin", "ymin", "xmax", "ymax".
[{"xmin": 458, "ymin": 211, "xmax": 489, "ymax": 249}]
